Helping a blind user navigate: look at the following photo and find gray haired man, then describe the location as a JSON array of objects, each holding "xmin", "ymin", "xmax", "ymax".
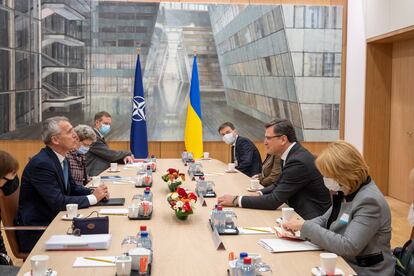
[{"xmin": 15, "ymin": 116, "xmax": 109, "ymax": 252}]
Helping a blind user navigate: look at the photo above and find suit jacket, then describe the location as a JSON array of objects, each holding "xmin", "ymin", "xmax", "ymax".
[
  {"xmin": 15, "ymin": 146, "xmax": 92, "ymax": 252},
  {"xmin": 241, "ymin": 143, "xmax": 331, "ymax": 220},
  {"xmin": 301, "ymin": 180, "xmax": 395, "ymax": 276},
  {"xmin": 86, "ymin": 129, "xmax": 131, "ymax": 176},
  {"xmin": 234, "ymin": 136, "xmax": 262, "ymax": 177},
  {"xmin": 259, "ymin": 154, "xmax": 281, "ymax": 187}
]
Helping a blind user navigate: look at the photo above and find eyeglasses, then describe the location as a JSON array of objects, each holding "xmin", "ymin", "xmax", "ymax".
[{"xmin": 264, "ymin": 134, "xmax": 283, "ymax": 141}]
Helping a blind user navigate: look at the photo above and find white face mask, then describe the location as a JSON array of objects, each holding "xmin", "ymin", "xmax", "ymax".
[
  {"xmin": 222, "ymin": 132, "xmax": 236, "ymax": 145},
  {"xmin": 323, "ymin": 177, "xmax": 342, "ymax": 192}
]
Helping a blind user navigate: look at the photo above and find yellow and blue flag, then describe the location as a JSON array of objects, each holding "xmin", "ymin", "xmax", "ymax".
[
  {"xmin": 130, "ymin": 52, "xmax": 148, "ymax": 158},
  {"xmin": 184, "ymin": 54, "xmax": 203, "ymax": 158}
]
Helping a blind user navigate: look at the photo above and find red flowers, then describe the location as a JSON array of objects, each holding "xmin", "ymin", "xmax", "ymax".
[{"xmin": 177, "ymin": 187, "xmax": 187, "ymax": 197}]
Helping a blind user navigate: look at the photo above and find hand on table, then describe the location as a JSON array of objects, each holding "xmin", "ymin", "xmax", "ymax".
[
  {"xmin": 217, "ymin": 194, "xmax": 237, "ymax": 207},
  {"xmin": 123, "ymin": 155, "xmax": 134, "ymax": 164},
  {"xmin": 282, "ymin": 217, "xmax": 305, "ymax": 232},
  {"xmin": 93, "ymin": 184, "xmax": 109, "ymax": 202}
]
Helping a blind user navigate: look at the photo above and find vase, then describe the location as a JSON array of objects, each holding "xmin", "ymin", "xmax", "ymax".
[{"xmin": 175, "ymin": 212, "xmax": 189, "ymax": 220}]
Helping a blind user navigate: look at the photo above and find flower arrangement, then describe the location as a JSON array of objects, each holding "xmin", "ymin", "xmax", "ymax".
[
  {"xmin": 167, "ymin": 187, "xmax": 197, "ymax": 220},
  {"xmin": 161, "ymin": 168, "xmax": 185, "ymax": 192}
]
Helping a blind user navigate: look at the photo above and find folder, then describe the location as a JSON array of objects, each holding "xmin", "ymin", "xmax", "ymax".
[
  {"xmin": 45, "ymin": 234, "xmax": 112, "ymax": 250},
  {"xmin": 96, "ymin": 198, "xmax": 125, "ymax": 206}
]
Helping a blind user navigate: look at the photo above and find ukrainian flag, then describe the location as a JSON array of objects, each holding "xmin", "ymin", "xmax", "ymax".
[{"xmin": 184, "ymin": 54, "xmax": 203, "ymax": 158}]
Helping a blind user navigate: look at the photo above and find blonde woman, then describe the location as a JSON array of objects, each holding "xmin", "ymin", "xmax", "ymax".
[{"xmin": 283, "ymin": 141, "xmax": 395, "ymax": 276}]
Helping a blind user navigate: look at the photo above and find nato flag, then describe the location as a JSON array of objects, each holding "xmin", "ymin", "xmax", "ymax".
[{"xmin": 130, "ymin": 53, "xmax": 148, "ymax": 158}]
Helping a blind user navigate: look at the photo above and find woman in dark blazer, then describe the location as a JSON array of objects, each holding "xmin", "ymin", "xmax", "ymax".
[
  {"xmin": 253, "ymin": 154, "xmax": 281, "ymax": 187},
  {"xmin": 283, "ymin": 141, "xmax": 395, "ymax": 276}
]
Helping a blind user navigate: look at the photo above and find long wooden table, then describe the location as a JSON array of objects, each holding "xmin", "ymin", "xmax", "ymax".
[{"xmin": 18, "ymin": 159, "xmax": 355, "ymax": 276}]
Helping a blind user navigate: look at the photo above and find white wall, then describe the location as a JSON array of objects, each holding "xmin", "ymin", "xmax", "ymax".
[
  {"xmin": 344, "ymin": 0, "xmax": 366, "ymax": 152},
  {"xmin": 344, "ymin": 0, "xmax": 414, "ymax": 152}
]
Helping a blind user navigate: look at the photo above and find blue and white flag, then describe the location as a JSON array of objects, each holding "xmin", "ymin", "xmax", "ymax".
[{"xmin": 130, "ymin": 52, "xmax": 148, "ymax": 158}]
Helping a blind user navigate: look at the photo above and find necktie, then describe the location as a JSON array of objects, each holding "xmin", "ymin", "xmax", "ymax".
[
  {"xmin": 63, "ymin": 159, "xmax": 69, "ymax": 190},
  {"xmin": 280, "ymin": 159, "xmax": 284, "ymax": 171},
  {"xmin": 231, "ymin": 145, "xmax": 235, "ymax": 163}
]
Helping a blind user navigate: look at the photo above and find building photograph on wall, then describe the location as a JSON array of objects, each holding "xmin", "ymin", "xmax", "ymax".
[{"xmin": 0, "ymin": 1, "xmax": 343, "ymax": 141}]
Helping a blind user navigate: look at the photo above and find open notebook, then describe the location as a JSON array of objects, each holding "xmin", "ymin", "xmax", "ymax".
[{"xmin": 258, "ymin": 238, "xmax": 321, "ymax": 253}]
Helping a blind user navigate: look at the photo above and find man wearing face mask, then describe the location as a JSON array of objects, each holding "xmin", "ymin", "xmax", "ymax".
[
  {"xmin": 86, "ymin": 111, "xmax": 134, "ymax": 176},
  {"xmin": 218, "ymin": 122, "xmax": 262, "ymax": 177},
  {"xmin": 66, "ymin": 125, "xmax": 97, "ymax": 185},
  {"xmin": 0, "ymin": 150, "xmax": 20, "ymax": 265},
  {"xmin": 218, "ymin": 119, "xmax": 331, "ymax": 220}
]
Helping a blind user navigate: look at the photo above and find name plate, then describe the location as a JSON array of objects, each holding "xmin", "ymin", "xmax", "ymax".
[{"xmin": 210, "ymin": 226, "xmax": 226, "ymax": 250}]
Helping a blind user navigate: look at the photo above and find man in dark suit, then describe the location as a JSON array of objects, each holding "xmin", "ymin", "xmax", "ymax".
[
  {"xmin": 218, "ymin": 119, "xmax": 331, "ymax": 220},
  {"xmin": 86, "ymin": 111, "xmax": 134, "ymax": 176},
  {"xmin": 15, "ymin": 116, "xmax": 108, "ymax": 252},
  {"xmin": 218, "ymin": 122, "xmax": 262, "ymax": 177}
]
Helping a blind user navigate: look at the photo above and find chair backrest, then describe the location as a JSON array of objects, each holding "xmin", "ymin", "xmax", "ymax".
[{"xmin": 0, "ymin": 185, "xmax": 28, "ymax": 259}]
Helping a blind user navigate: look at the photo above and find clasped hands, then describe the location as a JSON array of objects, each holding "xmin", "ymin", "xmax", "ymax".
[{"xmin": 92, "ymin": 184, "xmax": 110, "ymax": 202}]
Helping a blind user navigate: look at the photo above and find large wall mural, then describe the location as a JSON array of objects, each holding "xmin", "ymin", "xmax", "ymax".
[{"xmin": 0, "ymin": 1, "xmax": 343, "ymax": 142}]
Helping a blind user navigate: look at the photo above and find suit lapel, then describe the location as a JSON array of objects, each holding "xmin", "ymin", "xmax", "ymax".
[{"xmin": 44, "ymin": 147, "xmax": 67, "ymax": 194}]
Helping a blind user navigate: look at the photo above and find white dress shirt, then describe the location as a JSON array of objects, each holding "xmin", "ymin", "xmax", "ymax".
[{"xmin": 53, "ymin": 150, "xmax": 97, "ymax": 205}]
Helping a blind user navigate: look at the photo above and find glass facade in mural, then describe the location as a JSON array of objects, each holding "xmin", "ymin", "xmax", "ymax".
[{"xmin": 0, "ymin": 1, "xmax": 343, "ymax": 142}]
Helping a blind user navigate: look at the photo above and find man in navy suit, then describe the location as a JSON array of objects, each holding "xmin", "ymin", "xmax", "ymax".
[
  {"xmin": 218, "ymin": 122, "xmax": 262, "ymax": 177},
  {"xmin": 15, "ymin": 116, "xmax": 109, "ymax": 252},
  {"xmin": 218, "ymin": 119, "xmax": 331, "ymax": 220}
]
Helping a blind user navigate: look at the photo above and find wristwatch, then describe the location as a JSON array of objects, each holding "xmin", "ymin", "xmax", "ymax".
[
  {"xmin": 232, "ymin": 196, "xmax": 239, "ymax": 207},
  {"xmin": 0, "ymin": 252, "xmax": 11, "ymax": 265}
]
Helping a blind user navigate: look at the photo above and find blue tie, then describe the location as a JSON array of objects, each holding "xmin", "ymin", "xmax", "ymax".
[{"xmin": 63, "ymin": 159, "xmax": 69, "ymax": 190}]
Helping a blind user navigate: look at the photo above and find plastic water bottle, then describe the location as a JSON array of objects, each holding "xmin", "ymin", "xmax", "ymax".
[
  {"xmin": 240, "ymin": 257, "xmax": 256, "ymax": 276},
  {"xmin": 211, "ymin": 205, "xmax": 218, "ymax": 227},
  {"xmin": 235, "ymin": 252, "xmax": 248, "ymax": 276},
  {"xmin": 150, "ymin": 154, "xmax": 156, "ymax": 163},
  {"xmin": 146, "ymin": 164, "xmax": 153, "ymax": 176},
  {"xmin": 143, "ymin": 187, "xmax": 153, "ymax": 202},
  {"xmin": 215, "ymin": 205, "xmax": 225, "ymax": 233},
  {"xmin": 137, "ymin": 231, "xmax": 152, "ymax": 250},
  {"xmin": 137, "ymin": 225, "xmax": 151, "ymax": 239}
]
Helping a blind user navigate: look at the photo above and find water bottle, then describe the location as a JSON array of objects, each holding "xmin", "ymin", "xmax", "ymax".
[
  {"xmin": 150, "ymin": 154, "xmax": 156, "ymax": 163},
  {"xmin": 146, "ymin": 164, "xmax": 153, "ymax": 176},
  {"xmin": 240, "ymin": 257, "xmax": 256, "ymax": 276},
  {"xmin": 211, "ymin": 205, "xmax": 218, "ymax": 227},
  {"xmin": 143, "ymin": 187, "xmax": 153, "ymax": 202},
  {"xmin": 137, "ymin": 225, "xmax": 151, "ymax": 239},
  {"xmin": 235, "ymin": 252, "xmax": 248, "ymax": 276},
  {"xmin": 215, "ymin": 205, "xmax": 225, "ymax": 233},
  {"xmin": 137, "ymin": 231, "xmax": 152, "ymax": 250}
]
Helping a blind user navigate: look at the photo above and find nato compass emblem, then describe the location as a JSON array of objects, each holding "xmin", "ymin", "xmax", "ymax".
[{"xmin": 132, "ymin": 96, "xmax": 146, "ymax": 122}]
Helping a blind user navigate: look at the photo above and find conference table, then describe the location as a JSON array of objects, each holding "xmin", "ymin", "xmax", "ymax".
[{"xmin": 18, "ymin": 159, "xmax": 355, "ymax": 276}]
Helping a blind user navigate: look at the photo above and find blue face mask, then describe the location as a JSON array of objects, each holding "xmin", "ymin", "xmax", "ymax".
[
  {"xmin": 99, "ymin": 124, "xmax": 111, "ymax": 136},
  {"xmin": 78, "ymin": 145, "xmax": 90, "ymax": 155}
]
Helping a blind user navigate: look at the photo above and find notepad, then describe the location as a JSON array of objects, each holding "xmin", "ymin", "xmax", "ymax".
[
  {"xmin": 238, "ymin": 227, "xmax": 274, "ymax": 235},
  {"xmin": 258, "ymin": 238, "xmax": 321, "ymax": 253},
  {"xmin": 45, "ymin": 234, "xmax": 111, "ymax": 250},
  {"xmin": 99, "ymin": 208, "xmax": 128, "ymax": 215},
  {"xmin": 73, "ymin": 256, "xmax": 116, "ymax": 267}
]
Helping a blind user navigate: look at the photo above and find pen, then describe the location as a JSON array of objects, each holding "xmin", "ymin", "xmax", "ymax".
[
  {"xmin": 244, "ymin": 227, "xmax": 272, "ymax": 233},
  {"xmin": 83, "ymin": 257, "xmax": 115, "ymax": 264}
]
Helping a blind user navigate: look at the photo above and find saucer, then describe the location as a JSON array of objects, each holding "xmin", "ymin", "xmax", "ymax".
[
  {"xmin": 225, "ymin": 169, "xmax": 237, "ymax": 173},
  {"xmin": 201, "ymin": 158, "xmax": 211, "ymax": 160},
  {"xmin": 247, "ymin": 187, "xmax": 260, "ymax": 192},
  {"xmin": 107, "ymin": 169, "xmax": 121, "ymax": 173},
  {"xmin": 311, "ymin": 267, "xmax": 344, "ymax": 276},
  {"xmin": 24, "ymin": 270, "xmax": 57, "ymax": 276},
  {"xmin": 61, "ymin": 214, "xmax": 83, "ymax": 221}
]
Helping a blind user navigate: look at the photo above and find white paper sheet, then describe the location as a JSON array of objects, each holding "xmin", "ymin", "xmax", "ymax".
[
  {"xmin": 258, "ymin": 238, "xmax": 321, "ymax": 253},
  {"xmin": 45, "ymin": 234, "xmax": 112, "ymax": 250},
  {"xmin": 73, "ymin": 256, "xmax": 116, "ymax": 267},
  {"xmin": 99, "ymin": 208, "xmax": 128, "ymax": 215}
]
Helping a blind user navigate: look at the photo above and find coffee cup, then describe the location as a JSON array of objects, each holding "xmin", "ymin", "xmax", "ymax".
[
  {"xmin": 250, "ymin": 179, "xmax": 260, "ymax": 190},
  {"xmin": 30, "ymin": 255, "xmax": 49, "ymax": 276},
  {"xmin": 320, "ymin": 252, "xmax": 337, "ymax": 274},
  {"xmin": 66, "ymin": 204, "xmax": 78, "ymax": 219},
  {"xmin": 282, "ymin": 207, "xmax": 294, "ymax": 223},
  {"xmin": 228, "ymin": 163, "xmax": 236, "ymax": 172},
  {"xmin": 203, "ymin": 152, "xmax": 210, "ymax": 159},
  {"xmin": 110, "ymin": 162, "xmax": 118, "ymax": 171},
  {"xmin": 128, "ymin": 205, "xmax": 139, "ymax": 218},
  {"xmin": 115, "ymin": 255, "xmax": 132, "ymax": 276}
]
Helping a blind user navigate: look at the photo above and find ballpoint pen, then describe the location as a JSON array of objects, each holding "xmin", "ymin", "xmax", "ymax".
[
  {"xmin": 244, "ymin": 227, "xmax": 272, "ymax": 233},
  {"xmin": 83, "ymin": 257, "xmax": 115, "ymax": 264}
]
